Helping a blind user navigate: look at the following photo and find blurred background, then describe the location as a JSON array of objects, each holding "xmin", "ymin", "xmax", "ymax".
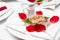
[{"xmin": 0, "ymin": 0, "xmax": 17, "ymax": 2}]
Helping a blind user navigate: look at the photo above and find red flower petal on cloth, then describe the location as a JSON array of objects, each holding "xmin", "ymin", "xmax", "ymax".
[
  {"xmin": 34, "ymin": 24, "xmax": 46, "ymax": 32},
  {"xmin": 50, "ymin": 16, "xmax": 59, "ymax": 23},
  {"xmin": 26, "ymin": 25, "xmax": 35, "ymax": 32},
  {"xmin": 2, "ymin": 6, "xmax": 7, "ymax": 9},
  {"xmin": 18, "ymin": 13, "xmax": 27, "ymax": 20},
  {"xmin": 37, "ymin": 2, "xmax": 42, "ymax": 5},
  {"xmin": 36, "ymin": 11, "xmax": 43, "ymax": 15},
  {"xmin": 0, "ymin": 6, "xmax": 7, "ymax": 11},
  {"xmin": 28, "ymin": 0, "xmax": 35, "ymax": 3}
]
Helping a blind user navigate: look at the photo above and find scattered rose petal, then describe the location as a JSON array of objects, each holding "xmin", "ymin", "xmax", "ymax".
[
  {"xmin": 26, "ymin": 25, "xmax": 35, "ymax": 32},
  {"xmin": 0, "ymin": 6, "xmax": 7, "ymax": 11},
  {"xmin": 18, "ymin": 13, "xmax": 27, "ymax": 20},
  {"xmin": 36, "ymin": 11, "xmax": 43, "ymax": 15},
  {"xmin": 28, "ymin": 0, "xmax": 35, "ymax": 3},
  {"xmin": 50, "ymin": 16, "xmax": 59, "ymax": 23},
  {"xmin": 34, "ymin": 24, "xmax": 46, "ymax": 32}
]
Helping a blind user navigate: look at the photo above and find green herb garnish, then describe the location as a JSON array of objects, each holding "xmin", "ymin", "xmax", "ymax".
[
  {"xmin": 23, "ymin": 19, "xmax": 31, "ymax": 23},
  {"xmin": 44, "ymin": 17, "xmax": 49, "ymax": 20},
  {"xmin": 37, "ymin": 0, "xmax": 43, "ymax": 2}
]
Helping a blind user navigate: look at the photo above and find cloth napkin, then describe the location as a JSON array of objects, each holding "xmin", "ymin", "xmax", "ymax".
[
  {"xmin": 19, "ymin": 0, "xmax": 60, "ymax": 10},
  {"xmin": 42, "ymin": 0, "xmax": 60, "ymax": 10}
]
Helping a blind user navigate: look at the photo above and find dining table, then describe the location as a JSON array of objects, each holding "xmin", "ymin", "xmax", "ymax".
[{"xmin": 0, "ymin": 1, "xmax": 60, "ymax": 40}]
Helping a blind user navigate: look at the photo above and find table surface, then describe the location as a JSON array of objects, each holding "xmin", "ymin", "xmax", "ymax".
[{"xmin": 0, "ymin": 2, "xmax": 60, "ymax": 40}]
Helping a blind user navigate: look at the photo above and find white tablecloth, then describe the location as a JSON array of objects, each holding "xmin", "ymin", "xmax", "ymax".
[
  {"xmin": 0, "ymin": 2, "xmax": 60, "ymax": 40},
  {"xmin": 0, "ymin": 2, "xmax": 24, "ymax": 40}
]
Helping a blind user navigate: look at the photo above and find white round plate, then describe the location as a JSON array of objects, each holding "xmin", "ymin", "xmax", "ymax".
[
  {"xmin": 0, "ymin": 9, "xmax": 14, "ymax": 21},
  {"xmin": 0, "ymin": 9, "xmax": 8, "ymax": 16},
  {"xmin": 0, "ymin": 3, "xmax": 7, "ymax": 16}
]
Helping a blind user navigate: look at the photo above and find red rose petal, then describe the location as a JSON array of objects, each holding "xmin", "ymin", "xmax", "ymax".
[
  {"xmin": 50, "ymin": 16, "xmax": 59, "ymax": 23},
  {"xmin": 0, "ymin": 6, "xmax": 7, "ymax": 11},
  {"xmin": 0, "ymin": 8, "xmax": 3, "ymax": 11},
  {"xmin": 28, "ymin": 0, "xmax": 35, "ymax": 3},
  {"xmin": 34, "ymin": 24, "xmax": 46, "ymax": 32},
  {"xmin": 18, "ymin": 13, "xmax": 27, "ymax": 20},
  {"xmin": 26, "ymin": 25, "xmax": 35, "ymax": 32},
  {"xmin": 37, "ymin": 2, "xmax": 42, "ymax": 5},
  {"xmin": 3, "ymin": 6, "xmax": 7, "ymax": 9},
  {"xmin": 36, "ymin": 11, "xmax": 43, "ymax": 15}
]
